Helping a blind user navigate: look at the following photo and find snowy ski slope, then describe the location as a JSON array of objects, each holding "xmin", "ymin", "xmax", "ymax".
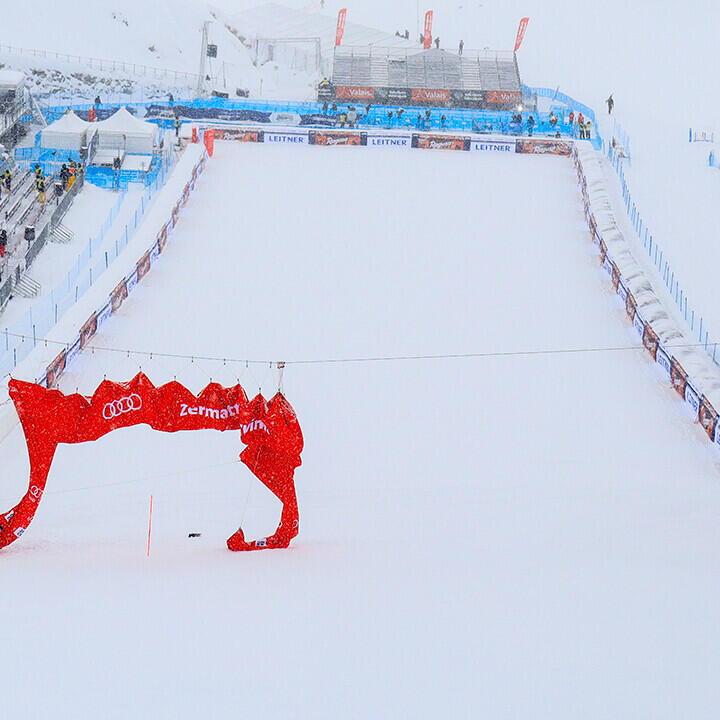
[{"xmin": 2, "ymin": 143, "xmax": 720, "ymax": 718}]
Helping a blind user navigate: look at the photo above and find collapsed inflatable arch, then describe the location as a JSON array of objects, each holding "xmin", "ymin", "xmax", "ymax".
[{"xmin": 1, "ymin": 373, "xmax": 303, "ymax": 552}]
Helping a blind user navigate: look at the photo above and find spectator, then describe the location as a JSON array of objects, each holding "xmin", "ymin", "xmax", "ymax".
[
  {"xmin": 94, "ymin": 95, "xmax": 101, "ymax": 105},
  {"xmin": 365, "ymin": 103, "xmax": 371, "ymax": 116},
  {"xmin": 434, "ymin": 36, "xmax": 440, "ymax": 49},
  {"xmin": 60, "ymin": 164, "xmax": 70, "ymax": 189},
  {"xmin": 419, "ymin": 33, "xmax": 424, "ymax": 45},
  {"xmin": 387, "ymin": 110, "xmax": 394, "ymax": 126},
  {"xmin": 584, "ymin": 120, "xmax": 592, "ymax": 139},
  {"xmin": 511, "ymin": 112, "xmax": 522, "ymax": 124},
  {"xmin": 34, "ymin": 163, "xmax": 42, "ymax": 181},
  {"xmin": 440, "ymin": 114, "xmax": 447, "ymax": 129},
  {"xmin": 577, "ymin": 112, "xmax": 585, "ymax": 127},
  {"xmin": 331, "ymin": 102, "xmax": 337, "ymax": 114},
  {"xmin": 338, "ymin": 111, "xmax": 347, "ymax": 128},
  {"xmin": 174, "ymin": 115, "xmax": 180, "ymax": 137},
  {"xmin": 459, "ymin": 39, "xmax": 464, "ymax": 56},
  {"xmin": 37, "ymin": 175, "xmax": 46, "ymax": 204},
  {"xmin": 0, "ymin": 228, "xmax": 6, "ymax": 258},
  {"xmin": 3, "ymin": 169, "xmax": 10, "ymax": 195},
  {"xmin": 527, "ymin": 115, "xmax": 535, "ymax": 136},
  {"xmin": 404, "ymin": 30, "xmax": 409, "ymax": 39},
  {"xmin": 416, "ymin": 113, "xmax": 423, "ymax": 128},
  {"xmin": 569, "ymin": 110, "xmax": 574, "ymax": 124},
  {"xmin": 322, "ymin": 101, "xmax": 329, "ymax": 114},
  {"xmin": 397, "ymin": 108, "xmax": 404, "ymax": 123},
  {"xmin": 347, "ymin": 107, "xmax": 357, "ymax": 127},
  {"xmin": 549, "ymin": 112, "xmax": 558, "ymax": 127},
  {"xmin": 168, "ymin": 92, "xmax": 174, "ymax": 103},
  {"xmin": 606, "ymin": 94, "xmax": 614, "ymax": 114}
]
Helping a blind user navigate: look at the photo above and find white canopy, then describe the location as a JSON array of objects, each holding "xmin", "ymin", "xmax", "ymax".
[
  {"xmin": 95, "ymin": 107, "xmax": 158, "ymax": 154},
  {"xmin": 40, "ymin": 110, "xmax": 93, "ymax": 151}
]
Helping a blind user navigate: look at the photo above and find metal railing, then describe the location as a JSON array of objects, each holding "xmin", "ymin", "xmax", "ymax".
[{"xmin": 0, "ymin": 43, "xmax": 200, "ymax": 84}]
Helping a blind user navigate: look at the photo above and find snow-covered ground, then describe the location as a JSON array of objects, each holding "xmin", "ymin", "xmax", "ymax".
[{"xmin": 2, "ymin": 142, "xmax": 720, "ymax": 718}]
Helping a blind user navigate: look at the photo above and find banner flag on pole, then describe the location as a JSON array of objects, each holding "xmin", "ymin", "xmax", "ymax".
[
  {"xmin": 423, "ymin": 10, "xmax": 434, "ymax": 49},
  {"xmin": 514, "ymin": 17, "xmax": 529, "ymax": 52},
  {"xmin": 336, "ymin": 8, "xmax": 347, "ymax": 46}
]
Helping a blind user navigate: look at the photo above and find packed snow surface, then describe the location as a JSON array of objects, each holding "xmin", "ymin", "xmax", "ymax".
[{"xmin": 2, "ymin": 143, "xmax": 720, "ymax": 718}]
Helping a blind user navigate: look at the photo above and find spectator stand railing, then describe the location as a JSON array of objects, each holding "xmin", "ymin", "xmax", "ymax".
[
  {"xmin": 0, "ymin": 144, "xmax": 179, "ymax": 378},
  {"xmin": 38, "ymin": 92, "xmax": 602, "ymax": 148}
]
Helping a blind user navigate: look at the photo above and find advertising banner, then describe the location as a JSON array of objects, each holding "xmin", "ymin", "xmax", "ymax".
[
  {"xmin": 96, "ymin": 302, "xmax": 112, "ymax": 330},
  {"xmin": 599, "ymin": 238, "xmax": 607, "ymax": 266},
  {"xmin": 65, "ymin": 336, "xmax": 82, "ymax": 367},
  {"xmin": 136, "ymin": 250, "xmax": 152, "ymax": 282},
  {"xmin": 460, "ymin": 90, "xmax": 486, "ymax": 108},
  {"xmin": 625, "ymin": 290, "xmax": 637, "ymax": 322},
  {"xmin": 602, "ymin": 253, "xmax": 614, "ymax": 276},
  {"xmin": 46, "ymin": 350, "xmax": 67, "ymax": 389},
  {"xmin": 413, "ymin": 134, "xmax": 469, "ymax": 151},
  {"xmin": 310, "ymin": 131, "xmax": 365, "ymax": 146},
  {"xmin": 684, "ymin": 378, "xmax": 701, "ymax": 417},
  {"xmin": 157, "ymin": 223, "xmax": 170, "ymax": 253},
  {"xmin": 110, "ymin": 279, "xmax": 128, "ymax": 313},
  {"xmin": 335, "ymin": 86, "xmax": 375, "ymax": 101},
  {"xmin": 487, "ymin": 90, "xmax": 522, "ymax": 106},
  {"xmin": 514, "ymin": 17, "xmax": 530, "ymax": 52},
  {"xmin": 642, "ymin": 323, "xmax": 659, "ymax": 360},
  {"xmin": 411, "ymin": 88, "xmax": 450, "ymax": 105},
  {"xmin": 699, "ymin": 396, "xmax": 718, "ymax": 440},
  {"xmin": 617, "ymin": 279, "xmax": 628, "ymax": 303},
  {"xmin": 150, "ymin": 241, "xmax": 160, "ymax": 264},
  {"xmin": 385, "ymin": 88, "xmax": 411, "ymax": 104},
  {"xmin": 516, "ymin": 139, "xmax": 572, "ymax": 156},
  {"xmin": 125, "ymin": 269, "xmax": 139, "ymax": 295},
  {"xmin": 670, "ymin": 358, "xmax": 688, "ymax": 398},
  {"xmin": 714, "ymin": 415, "xmax": 720, "ymax": 450},
  {"xmin": 213, "ymin": 128, "xmax": 263, "ymax": 143},
  {"xmin": 367, "ymin": 135, "xmax": 412, "ymax": 148},
  {"xmin": 470, "ymin": 140, "xmax": 515, "ymax": 153},
  {"xmin": 336, "ymin": 8, "xmax": 347, "ymax": 46},
  {"xmin": 656, "ymin": 344, "xmax": 672, "ymax": 376},
  {"xmin": 611, "ymin": 263, "xmax": 621, "ymax": 291},
  {"xmin": 424, "ymin": 10, "xmax": 434, "ymax": 49},
  {"xmin": 80, "ymin": 313, "xmax": 98, "ymax": 349},
  {"xmin": 632, "ymin": 310, "xmax": 645, "ymax": 338},
  {"xmin": 264, "ymin": 131, "xmax": 309, "ymax": 145}
]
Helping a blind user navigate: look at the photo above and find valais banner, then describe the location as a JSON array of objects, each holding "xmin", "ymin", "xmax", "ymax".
[
  {"xmin": 424, "ymin": 10, "xmax": 434, "ymax": 50},
  {"xmin": 336, "ymin": 8, "xmax": 347, "ymax": 46},
  {"xmin": 514, "ymin": 17, "xmax": 529, "ymax": 52}
]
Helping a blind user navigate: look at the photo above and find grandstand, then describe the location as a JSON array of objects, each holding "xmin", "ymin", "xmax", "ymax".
[
  {"xmin": 326, "ymin": 47, "xmax": 522, "ymax": 109},
  {"xmin": 0, "ymin": 70, "xmax": 30, "ymax": 146}
]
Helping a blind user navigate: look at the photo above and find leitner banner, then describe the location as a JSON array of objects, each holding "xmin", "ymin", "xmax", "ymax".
[{"xmin": 1, "ymin": 374, "xmax": 304, "ymax": 553}]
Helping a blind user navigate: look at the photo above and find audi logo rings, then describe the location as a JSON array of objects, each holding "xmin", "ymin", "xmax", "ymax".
[{"xmin": 103, "ymin": 394, "xmax": 143, "ymax": 420}]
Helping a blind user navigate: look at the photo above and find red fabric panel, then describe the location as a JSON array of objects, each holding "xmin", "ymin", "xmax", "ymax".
[{"xmin": 1, "ymin": 374, "xmax": 303, "ymax": 552}]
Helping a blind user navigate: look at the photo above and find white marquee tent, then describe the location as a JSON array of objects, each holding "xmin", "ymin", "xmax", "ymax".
[
  {"xmin": 40, "ymin": 110, "xmax": 94, "ymax": 151},
  {"xmin": 95, "ymin": 107, "xmax": 158, "ymax": 154}
]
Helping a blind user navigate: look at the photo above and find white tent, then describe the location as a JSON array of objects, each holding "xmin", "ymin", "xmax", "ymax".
[
  {"xmin": 40, "ymin": 110, "xmax": 94, "ymax": 151},
  {"xmin": 95, "ymin": 107, "xmax": 158, "ymax": 154}
]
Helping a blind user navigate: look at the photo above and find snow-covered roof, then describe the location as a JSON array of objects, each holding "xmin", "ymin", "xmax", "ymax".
[
  {"xmin": 45, "ymin": 110, "xmax": 91, "ymax": 133},
  {"xmin": 96, "ymin": 107, "xmax": 158, "ymax": 138},
  {"xmin": 228, "ymin": 2, "xmax": 416, "ymax": 57},
  {"xmin": 0, "ymin": 70, "xmax": 25, "ymax": 89}
]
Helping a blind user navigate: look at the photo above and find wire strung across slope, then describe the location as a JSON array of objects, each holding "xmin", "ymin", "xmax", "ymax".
[{"xmin": 3, "ymin": 329, "xmax": 716, "ymax": 368}]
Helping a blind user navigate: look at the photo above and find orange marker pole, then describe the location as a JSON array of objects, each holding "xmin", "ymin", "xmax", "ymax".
[{"xmin": 147, "ymin": 495, "xmax": 153, "ymax": 557}]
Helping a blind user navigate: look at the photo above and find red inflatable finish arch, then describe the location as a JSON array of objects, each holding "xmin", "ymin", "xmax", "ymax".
[{"xmin": 1, "ymin": 373, "xmax": 303, "ymax": 552}]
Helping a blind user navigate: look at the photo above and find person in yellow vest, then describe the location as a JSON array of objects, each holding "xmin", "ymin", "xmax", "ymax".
[
  {"xmin": 37, "ymin": 175, "xmax": 46, "ymax": 203},
  {"xmin": 67, "ymin": 163, "xmax": 76, "ymax": 191}
]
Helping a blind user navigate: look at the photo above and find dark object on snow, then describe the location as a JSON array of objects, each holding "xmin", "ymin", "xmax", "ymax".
[{"xmin": 188, "ymin": 532, "xmax": 202, "ymax": 538}]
